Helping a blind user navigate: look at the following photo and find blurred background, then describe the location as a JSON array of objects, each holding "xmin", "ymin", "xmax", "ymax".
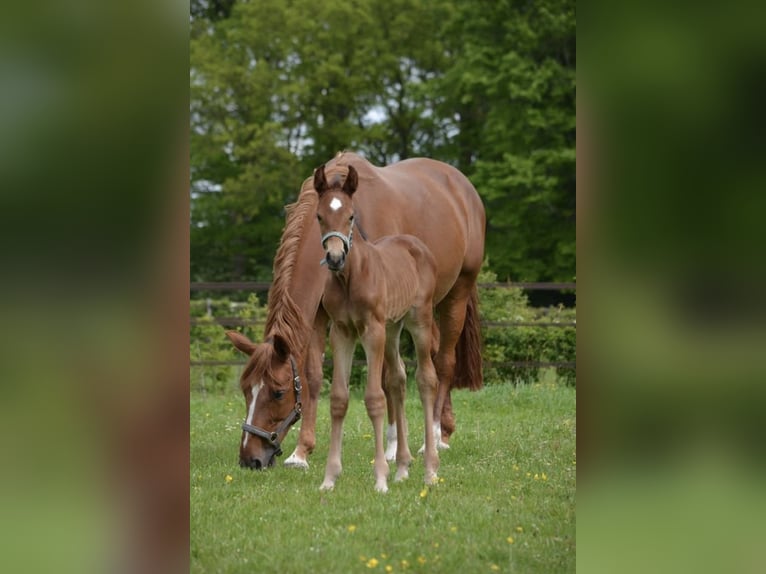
[{"xmin": 580, "ymin": 2, "xmax": 766, "ymax": 572}]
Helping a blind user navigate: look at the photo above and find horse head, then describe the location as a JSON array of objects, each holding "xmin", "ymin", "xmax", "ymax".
[
  {"xmin": 314, "ymin": 164, "xmax": 358, "ymax": 272},
  {"xmin": 225, "ymin": 331, "xmax": 302, "ymax": 469}
]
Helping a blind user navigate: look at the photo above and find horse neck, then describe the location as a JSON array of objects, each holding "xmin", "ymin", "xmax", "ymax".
[
  {"xmin": 264, "ymin": 198, "xmax": 326, "ymax": 354},
  {"xmin": 338, "ymin": 232, "xmax": 376, "ymax": 285}
]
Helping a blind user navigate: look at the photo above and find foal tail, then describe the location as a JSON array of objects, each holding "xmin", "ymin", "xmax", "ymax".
[{"xmin": 451, "ymin": 285, "xmax": 484, "ymax": 391}]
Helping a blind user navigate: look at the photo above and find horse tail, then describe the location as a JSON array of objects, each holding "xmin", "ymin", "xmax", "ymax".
[{"xmin": 451, "ymin": 284, "xmax": 484, "ymax": 391}]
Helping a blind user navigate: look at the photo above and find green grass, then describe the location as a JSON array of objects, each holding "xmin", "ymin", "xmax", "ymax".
[{"xmin": 191, "ymin": 380, "xmax": 576, "ymax": 573}]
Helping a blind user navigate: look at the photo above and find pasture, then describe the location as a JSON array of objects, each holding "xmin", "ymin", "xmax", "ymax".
[{"xmin": 191, "ymin": 377, "xmax": 576, "ymax": 573}]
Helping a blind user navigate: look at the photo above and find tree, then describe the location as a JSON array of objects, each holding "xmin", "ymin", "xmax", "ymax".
[{"xmin": 190, "ymin": 0, "xmax": 576, "ymax": 285}]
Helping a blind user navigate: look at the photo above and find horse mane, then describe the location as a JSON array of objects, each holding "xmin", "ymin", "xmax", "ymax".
[{"xmin": 262, "ymin": 183, "xmax": 317, "ymax": 357}]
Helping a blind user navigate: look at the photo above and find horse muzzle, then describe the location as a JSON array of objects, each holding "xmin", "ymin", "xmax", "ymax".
[
  {"xmin": 325, "ymin": 251, "xmax": 346, "ymax": 271},
  {"xmin": 239, "ymin": 449, "xmax": 278, "ymax": 470}
]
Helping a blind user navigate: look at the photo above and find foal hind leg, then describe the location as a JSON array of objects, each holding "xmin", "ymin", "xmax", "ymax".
[
  {"xmin": 384, "ymin": 324, "xmax": 412, "ymax": 480},
  {"xmin": 382, "ymin": 362, "xmax": 400, "ymax": 462}
]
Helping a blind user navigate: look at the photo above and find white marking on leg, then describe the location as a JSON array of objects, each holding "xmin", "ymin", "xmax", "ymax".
[
  {"xmin": 242, "ymin": 380, "xmax": 263, "ymax": 448},
  {"xmin": 385, "ymin": 423, "xmax": 397, "ymax": 462},
  {"xmin": 329, "ymin": 197, "xmax": 343, "ymax": 211}
]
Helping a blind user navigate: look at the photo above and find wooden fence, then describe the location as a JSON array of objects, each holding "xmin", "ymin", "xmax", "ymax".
[{"xmin": 190, "ymin": 281, "xmax": 576, "ymax": 370}]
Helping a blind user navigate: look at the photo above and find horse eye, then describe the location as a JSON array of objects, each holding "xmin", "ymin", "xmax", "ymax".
[
  {"xmin": 272, "ymin": 390, "xmax": 285, "ymax": 400},
  {"xmin": 349, "ymin": 215, "xmax": 355, "ymax": 222},
  {"xmin": 317, "ymin": 214, "xmax": 322, "ymax": 222}
]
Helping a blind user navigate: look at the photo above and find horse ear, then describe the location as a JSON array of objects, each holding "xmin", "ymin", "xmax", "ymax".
[
  {"xmin": 343, "ymin": 165, "xmax": 358, "ymax": 196},
  {"xmin": 271, "ymin": 334, "xmax": 291, "ymax": 363},
  {"xmin": 225, "ymin": 331, "xmax": 257, "ymax": 355},
  {"xmin": 313, "ymin": 165, "xmax": 328, "ymax": 195}
]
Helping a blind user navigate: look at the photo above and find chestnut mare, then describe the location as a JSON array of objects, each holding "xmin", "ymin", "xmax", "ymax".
[
  {"xmin": 314, "ymin": 164, "xmax": 440, "ymax": 491},
  {"xmin": 227, "ymin": 151, "xmax": 485, "ymax": 470}
]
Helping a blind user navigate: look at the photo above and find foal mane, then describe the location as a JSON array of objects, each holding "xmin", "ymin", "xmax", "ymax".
[{"xmin": 262, "ymin": 182, "xmax": 317, "ymax": 359}]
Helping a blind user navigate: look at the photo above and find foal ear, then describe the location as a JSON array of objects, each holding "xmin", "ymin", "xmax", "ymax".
[
  {"xmin": 343, "ymin": 165, "xmax": 358, "ymax": 196},
  {"xmin": 313, "ymin": 165, "xmax": 328, "ymax": 195},
  {"xmin": 225, "ymin": 331, "xmax": 257, "ymax": 355},
  {"xmin": 271, "ymin": 334, "xmax": 291, "ymax": 363}
]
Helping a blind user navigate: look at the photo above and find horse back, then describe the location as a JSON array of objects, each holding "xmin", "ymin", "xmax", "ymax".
[{"xmin": 320, "ymin": 153, "xmax": 485, "ymax": 303}]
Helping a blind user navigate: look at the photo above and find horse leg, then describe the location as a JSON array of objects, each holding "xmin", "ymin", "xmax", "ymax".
[
  {"xmin": 409, "ymin": 310, "xmax": 440, "ymax": 484},
  {"xmin": 431, "ymin": 276, "xmax": 474, "ymax": 449},
  {"xmin": 360, "ymin": 320, "xmax": 389, "ymax": 493},
  {"xmin": 286, "ymin": 309, "xmax": 328, "ymax": 468},
  {"xmin": 320, "ymin": 324, "xmax": 355, "ymax": 491},
  {"xmin": 384, "ymin": 323, "xmax": 412, "ymax": 479},
  {"xmin": 382, "ymin": 362, "xmax": 398, "ymax": 462}
]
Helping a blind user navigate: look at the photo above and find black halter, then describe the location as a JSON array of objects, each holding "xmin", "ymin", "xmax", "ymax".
[{"xmin": 241, "ymin": 356, "xmax": 302, "ymax": 457}]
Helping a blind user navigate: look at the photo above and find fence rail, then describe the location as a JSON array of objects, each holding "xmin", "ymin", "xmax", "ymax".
[{"xmin": 190, "ymin": 281, "xmax": 576, "ymax": 374}]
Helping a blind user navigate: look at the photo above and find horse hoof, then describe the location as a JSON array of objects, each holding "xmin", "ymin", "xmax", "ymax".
[
  {"xmin": 437, "ymin": 440, "xmax": 450, "ymax": 450},
  {"xmin": 284, "ymin": 453, "xmax": 309, "ymax": 469},
  {"xmin": 395, "ymin": 469, "xmax": 409, "ymax": 482},
  {"xmin": 385, "ymin": 442, "xmax": 397, "ymax": 462},
  {"xmin": 319, "ymin": 481, "xmax": 335, "ymax": 491},
  {"xmin": 375, "ymin": 483, "xmax": 389, "ymax": 493}
]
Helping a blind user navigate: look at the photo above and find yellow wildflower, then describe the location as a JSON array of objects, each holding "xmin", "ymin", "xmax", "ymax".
[
  {"xmin": 367, "ymin": 557, "xmax": 379, "ymax": 568},
  {"xmin": 450, "ymin": 525, "xmax": 458, "ymax": 533},
  {"xmin": 347, "ymin": 525, "xmax": 357, "ymax": 533},
  {"xmin": 516, "ymin": 526, "xmax": 523, "ymax": 533},
  {"xmin": 417, "ymin": 556, "xmax": 427, "ymax": 565},
  {"xmin": 541, "ymin": 472, "xmax": 548, "ymax": 481},
  {"xmin": 385, "ymin": 566, "xmax": 393, "ymax": 573},
  {"xmin": 381, "ymin": 553, "xmax": 388, "ymax": 559},
  {"xmin": 400, "ymin": 559, "xmax": 409, "ymax": 569},
  {"xmin": 507, "ymin": 536, "xmax": 514, "ymax": 544},
  {"xmin": 490, "ymin": 564, "xmax": 500, "ymax": 571},
  {"xmin": 224, "ymin": 475, "xmax": 233, "ymax": 483},
  {"xmin": 419, "ymin": 488, "xmax": 428, "ymax": 499}
]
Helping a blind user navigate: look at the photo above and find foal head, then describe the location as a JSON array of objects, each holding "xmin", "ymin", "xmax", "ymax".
[
  {"xmin": 225, "ymin": 331, "xmax": 301, "ymax": 469},
  {"xmin": 313, "ymin": 164, "xmax": 358, "ymax": 272}
]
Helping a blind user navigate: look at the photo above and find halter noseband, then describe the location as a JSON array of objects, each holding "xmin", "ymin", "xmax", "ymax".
[
  {"xmin": 241, "ymin": 355, "xmax": 302, "ymax": 457},
  {"xmin": 319, "ymin": 218, "xmax": 355, "ymax": 266}
]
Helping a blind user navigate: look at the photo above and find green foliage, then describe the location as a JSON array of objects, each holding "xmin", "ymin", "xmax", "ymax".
[
  {"xmin": 479, "ymin": 264, "xmax": 576, "ymax": 386},
  {"xmin": 191, "ymin": 383, "xmax": 576, "ymax": 573},
  {"xmin": 190, "ymin": 294, "xmax": 268, "ymax": 393},
  {"xmin": 190, "ymin": 264, "xmax": 577, "ymax": 391}
]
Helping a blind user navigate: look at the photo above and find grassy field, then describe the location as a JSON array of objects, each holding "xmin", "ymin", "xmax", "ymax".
[{"xmin": 191, "ymin": 379, "xmax": 576, "ymax": 573}]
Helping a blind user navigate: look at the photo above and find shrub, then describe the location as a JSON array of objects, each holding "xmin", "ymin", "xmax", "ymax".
[{"xmin": 478, "ymin": 264, "xmax": 575, "ymax": 386}]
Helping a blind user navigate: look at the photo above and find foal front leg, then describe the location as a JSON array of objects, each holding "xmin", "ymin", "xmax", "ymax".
[
  {"xmin": 360, "ymin": 321, "xmax": 389, "ymax": 493},
  {"xmin": 320, "ymin": 325, "xmax": 355, "ymax": 491}
]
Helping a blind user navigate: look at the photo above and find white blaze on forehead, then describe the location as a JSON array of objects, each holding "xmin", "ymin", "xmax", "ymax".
[
  {"xmin": 329, "ymin": 197, "xmax": 343, "ymax": 211},
  {"xmin": 242, "ymin": 380, "xmax": 263, "ymax": 448}
]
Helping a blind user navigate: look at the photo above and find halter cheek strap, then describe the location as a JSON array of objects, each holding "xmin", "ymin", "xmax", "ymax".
[{"xmin": 241, "ymin": 356, "xmax": 302, "ymax": 456}]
